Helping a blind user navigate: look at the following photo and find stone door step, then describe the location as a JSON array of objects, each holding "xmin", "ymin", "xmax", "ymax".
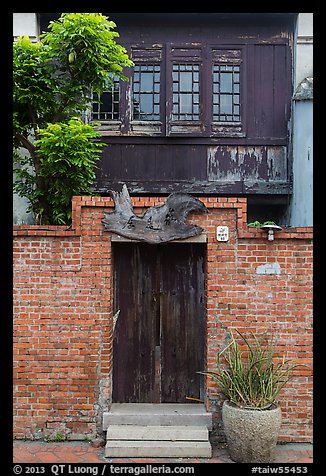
[
  {"xmin": 103, "ymin": 404, "xmax": 212, "ymax": 458},
  {"xmin": 106, "ymin": 425, "xmax": 209, "ymax": 441},
  {"xmin": 103, "ymin": 403, "xmax": 212, "ymax": 430},
  {"xmin": 104, "ymin": 440, "xmax": 212, "ymax": 458}
]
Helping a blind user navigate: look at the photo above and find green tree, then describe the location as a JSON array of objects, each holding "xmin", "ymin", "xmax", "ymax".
[{"xmin": 13, "ymin": 13, "xmax": 133, "ymax": 224}]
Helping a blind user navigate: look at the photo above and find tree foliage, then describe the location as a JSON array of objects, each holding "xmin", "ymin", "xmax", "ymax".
[{"xmin": 13, "ymin": 13, "xmax": 133, "ymax": 224}]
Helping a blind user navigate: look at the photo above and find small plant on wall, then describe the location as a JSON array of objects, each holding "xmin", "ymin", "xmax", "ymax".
[{"xmin": 248, "ymin": 220, "xmax": 278, "ymax": 228}]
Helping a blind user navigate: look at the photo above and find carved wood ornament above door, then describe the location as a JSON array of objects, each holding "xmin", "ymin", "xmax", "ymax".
[{"xmin": 102, "ymin": 184, "xmax": 208, "ymax": 244}]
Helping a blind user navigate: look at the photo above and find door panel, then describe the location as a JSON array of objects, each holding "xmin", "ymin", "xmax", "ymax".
[
  {"xmin": 112, "ymin": 243, "xmax": 157, "ymax": 403},
  {"xmin": 112, "ymin": 242, "xmax": 205, "ymax": 403},
  {"xmin": 160, "ymin": 244, "xmax": 205, "ymax": 402}
]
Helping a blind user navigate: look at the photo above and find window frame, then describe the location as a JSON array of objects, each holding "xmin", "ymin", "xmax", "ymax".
[
  {"xmin": 92, "ymin": 75, "xmax": 121, "ymax": 121},
  {"xmin": 209, "ymin": 45, "xmax": 246, "ymax": 138},
  {"xmin": 212, "ymin": 63, "xmax": 241, "ymax": 123},
  {"xmin": 165, "ymin": 43, "xmax": 205, "ymax": 136},
  {"xmin": 172, "ymin": 63, "xmax": 200, "ymax": 121},
  {"xmin": 128, "ymin": 44, "xmax": 164, "ymax": 136},
  {"xmin": 132, "ymin": 64, "xmax": 161, "ymax": 121},
  {"xmin": 90, "ymin": 75, "xmax": 123, "ymax": 136}
]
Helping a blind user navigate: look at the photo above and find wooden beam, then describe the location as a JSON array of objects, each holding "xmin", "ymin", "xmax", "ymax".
[
  {"xmin": 110, "ymin": 233, "xmax": 207, "ymax": 243},
  {"xmin": 93, "ymin": 180, "xmax": 292, "ymax": 195}
]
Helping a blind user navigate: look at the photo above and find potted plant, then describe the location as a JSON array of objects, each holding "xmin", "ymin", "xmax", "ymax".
[{"xmin": 200, "ymin": 330, "xmax": 301, "ymax": 463}]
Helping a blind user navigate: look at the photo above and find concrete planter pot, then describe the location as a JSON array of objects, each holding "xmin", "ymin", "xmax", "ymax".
[{"xmin": 222, "ymin": 401, "xmax": 282, "ymax": 463}]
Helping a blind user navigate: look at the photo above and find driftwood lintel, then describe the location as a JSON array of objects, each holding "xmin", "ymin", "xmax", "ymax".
[{"xmin": 102, "ymin": 184, "xmax": 208, "ymax": 244}]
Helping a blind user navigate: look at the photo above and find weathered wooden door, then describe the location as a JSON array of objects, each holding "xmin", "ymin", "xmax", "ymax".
[{"xmin": 112, "ymin": 242, "xmax": 206, "ymax": 403}]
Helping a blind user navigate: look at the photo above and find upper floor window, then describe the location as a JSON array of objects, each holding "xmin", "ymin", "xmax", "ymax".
[
  {"xmin": 213, "ymin": 64, "xmax": 240, "ymax": 122},
  {"xmin": 172, "ymin": 64, "xmax": 200, "ymax": 121},
  {"xmin": 92, "ymin": 76, "xmax": 120, "ymax": 121},
  {"xmin": 91, "ymin": 45, "xmax": 245, "ymax": 137},
  {"xmin": 133, "ymin": 64, "xmax": 161, "ymax": 120}
]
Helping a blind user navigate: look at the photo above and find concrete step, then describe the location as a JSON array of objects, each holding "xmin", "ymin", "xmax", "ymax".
[
  {"xmin": 106, "ymin": 425, "xmax": 209, "ymax": 441},
  {"xmin": 103, "ymin": 403, "xmax": 212, "ymax": 430},
  {"xmin": 104, "ymin": 440, "xmax": 212, "ymax": 458}
]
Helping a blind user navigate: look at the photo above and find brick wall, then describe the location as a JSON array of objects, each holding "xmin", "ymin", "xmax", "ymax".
[{"xmin": 13, "ymin": 196, "xmax": 313, "ymax": 442}]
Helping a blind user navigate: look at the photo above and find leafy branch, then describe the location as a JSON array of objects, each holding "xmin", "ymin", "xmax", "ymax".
[
  {"xmin": 248, "ymin": 220, "xmax": 278, "ymax": 228},
  {"xmin": 13, "ymin": 13, "xmax": 133, "ymax": 225}
]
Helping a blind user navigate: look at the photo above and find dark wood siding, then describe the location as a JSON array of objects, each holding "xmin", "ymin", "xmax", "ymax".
[
  {"xmin": 96, "ymin": 143, "xmax": 288, "ymax": 195},
  {"xmin": 247, "ymin": 44, "xmax": 291, "ymax": 140},
  {"xmin": 89, "ymin": 13, "xmax": 296, "ymax": 196}
]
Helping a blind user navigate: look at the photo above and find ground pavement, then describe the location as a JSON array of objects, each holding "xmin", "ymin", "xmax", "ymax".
[{"xmin": 13, "ymin": 440, "xmax": 313, "ymax": 464}]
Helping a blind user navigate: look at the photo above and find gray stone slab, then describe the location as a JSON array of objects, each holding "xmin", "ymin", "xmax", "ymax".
[
  {"xmin": 103, "ymin": 404, "xmax": 212, "ymax": 430},
  {"xmin": 104, "ymin": 440, "xmax": 212, "ymax": 458},
  {"xmin": 109, "ymin": 403, "xmax": 208, "ymax": 414},
  {"xmin": 106, "ymin": 425, "xmax": 208, "ymax": 441}
]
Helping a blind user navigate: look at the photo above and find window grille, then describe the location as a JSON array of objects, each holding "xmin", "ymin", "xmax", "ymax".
[
  {"xmin": 133, "ymin": 64, "xmax": 161, "ymax": 120},
  {"xmin": 213, "ymin": 64, "xmax": 240, "ymax": 122},
  {"xmin": 92, "ymin": 77, "xmax": 120, "ymax": 121},
  {"xmin": 172, "ymin": 64, "xmax": 200, "ymax": 121}
]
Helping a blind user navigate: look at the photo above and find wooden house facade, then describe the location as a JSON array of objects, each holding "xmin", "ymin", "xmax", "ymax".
[
  {"xmin": 88, "ymin": 13, "xmax": 294, "ymax": 205},
  {"xmin": 39, "ymin": 12, "xmax": 296, "ymax": 221}
]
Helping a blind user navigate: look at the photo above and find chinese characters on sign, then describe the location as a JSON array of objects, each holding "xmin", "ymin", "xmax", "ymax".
[{"xmin": 102, "ymin": 184, "xmax": 207, "ymax": 243}]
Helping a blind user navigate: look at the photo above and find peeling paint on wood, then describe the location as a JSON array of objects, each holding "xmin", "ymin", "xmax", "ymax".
[
  {"xmin": 207, "ymin": 146, "xmax": 287, "ymax": 182},
  {"xmin": 93, "ymin": 179, "xmax": 291, "ymax": 196},
  {"xmin": 131, "ymin": 44, "xmax": 163, "ymax": 61}
]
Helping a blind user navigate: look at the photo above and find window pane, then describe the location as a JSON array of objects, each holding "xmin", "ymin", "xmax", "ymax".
[
  {"xmin": 180, "ymin": 72, "xmax": 193, "ymax": 92},
  {"xmin": 180, "ymin": 94, "xmax": 192, "ymax": 114},
  {"xmin": 220, "ymin": 95, "xmax": 232, "ymax": 114},
  {"xmin": 140, "ymin": 72, "xmax": 154, "ymax": 92},
  {"xmin": 140, "ymin": 95, "xmax": 152, "ymax": 115},
  {"xmin": 220, "ymin": 72, "xmax": 233, "ymax": 93},
  {"xmin": 101, "ymin": 91, "xmax": 113, "ymax": 113},
  {"xmin": 133, "ymin": 64, "xmax": 161, "ymax": 120},
  {"xmin": 213, "ymin": 105, "xmax": 219, "ymax": 115}
]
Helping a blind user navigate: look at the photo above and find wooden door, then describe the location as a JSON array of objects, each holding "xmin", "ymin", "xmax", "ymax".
[{"xmin": 112, "ymin": 242, "xmax": 205, "ymax": 403}]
